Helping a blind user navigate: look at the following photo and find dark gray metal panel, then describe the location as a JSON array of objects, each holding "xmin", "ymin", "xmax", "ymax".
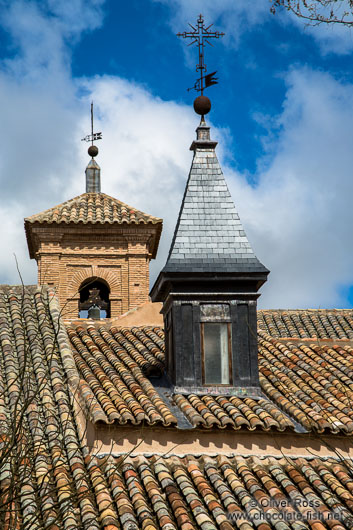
[
  {"xmin": 164, "ymin": 311, "xmax": 175, "ymax": 384},
  {"xmin": 236, "ymin": 302, "xmax": 251, "ymax": 384},
  {"xmin": 230, "ymin": 301, "xmax": 238, "ymax": 386},
  {"xmin": 248, "ymin": 301, "xmax": 260, "ymax": 385},
  {"xmin": 192, "ymin": 304, "xmax": 202, "ymax": 386},
  {"xmin": 167, "ymin": 297, "xmax": 261, "ymax": 393},
  {"xmin": 180, "ymin": 303, "xmax": 195, "ymax": 386},
  {"xmin": 172, "ymin": 303, "xmax": 183, "ymax": 387}
]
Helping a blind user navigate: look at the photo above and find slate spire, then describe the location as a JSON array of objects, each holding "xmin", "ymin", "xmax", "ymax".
[
  {"xmin": 163, "ymin": 118, "xmax": 267, "ymax": 274},
  {"xmin": 151, "ymin": 14, "xmax": 268, "ymax": 395},
  {"xmin": 150, "ymin": 111, "xmax": 269, "ymax": 395}
]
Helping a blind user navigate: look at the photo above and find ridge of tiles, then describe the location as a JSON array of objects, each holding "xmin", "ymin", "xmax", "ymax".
[
  {"xmin": 24, "ymin": 191, "xmax": 162, "ymax": 225},
  {"xmin": 67, "ymin": 317, "xmax": 353, "ymax": 435}
]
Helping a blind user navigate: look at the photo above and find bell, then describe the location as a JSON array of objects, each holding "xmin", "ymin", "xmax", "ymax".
[{"xmin": 88, "ymin": 304, "xmax": 101, "ymax": 320}]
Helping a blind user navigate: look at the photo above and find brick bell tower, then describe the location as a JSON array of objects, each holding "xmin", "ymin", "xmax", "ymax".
[{"xmin": 25, "ymin": 127, "xmax": 162, "ymax": 319}]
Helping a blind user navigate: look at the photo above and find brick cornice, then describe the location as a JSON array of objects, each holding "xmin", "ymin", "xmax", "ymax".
[{"xmin": 26, "ymin": 220, "xmax": 161, "ymax": 258}]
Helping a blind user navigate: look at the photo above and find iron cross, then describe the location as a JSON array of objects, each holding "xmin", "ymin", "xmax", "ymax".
[
  {"xmin": 177, "ymin": 14, "xmax": 224, "ymax": 95},
  {"xmin": 81, "ymin": 102, "xmax": 102, "ymax": 144}
]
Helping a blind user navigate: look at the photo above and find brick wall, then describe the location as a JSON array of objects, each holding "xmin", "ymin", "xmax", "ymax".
[{"xmin": 30, "ymin": 223, "xmax": 159, "ymax": 318}]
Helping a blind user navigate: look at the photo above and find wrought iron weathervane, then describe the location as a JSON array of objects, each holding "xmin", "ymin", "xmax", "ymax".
[
  {"xmin": 81, "ymin": 102, "xmax": 102, "ymax": 157},
  {"xmin": 177, "ymin": 14, "xmax": 224, "ymax": 96}
]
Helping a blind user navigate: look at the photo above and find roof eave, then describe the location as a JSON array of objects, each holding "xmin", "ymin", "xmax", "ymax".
[
  {"xmin": 24, "ymin": 219, "xmax": 36, "ymax": 260},
  {"xmin": 150, "ymin": 220, "xmax": 163, "ymax": 259},
  {"xmin": 150, "ymin": 267, "xmax": 269, "ymax": 302}
]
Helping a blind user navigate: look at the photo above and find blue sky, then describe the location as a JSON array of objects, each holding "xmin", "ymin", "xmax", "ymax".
[
  {"xmin": 1, "ymin": 0, "xmax": 353, "ymax": 308},
  {"xmin": 72, "ymin": 1, "xmax": 353, "ymax": 174}
]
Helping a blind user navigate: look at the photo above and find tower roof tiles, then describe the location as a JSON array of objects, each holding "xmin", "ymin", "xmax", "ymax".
[
  {"xmin": 25, "ymin": 191, "xmax": 162, "ymax": 226},
  {"xmin": 24, "ymin": 191, "xmax": 163, "ymax": 260}
]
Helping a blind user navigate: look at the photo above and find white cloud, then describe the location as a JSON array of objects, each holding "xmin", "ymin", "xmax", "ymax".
[
  {"xmin": 0, "ymin": 0, "xmax": 105, "ymax": 284},
  {"xmin": 226, "ymin": 68, "xmax": 353, "ymax": 308},
  {"xmin": 154, "ymin": 0, "xmax": 270, "ymax": 48},
  {"xmin": 155, "ymin": 0, "xmax": 353, "ymax": 55},
  {"xmin": 1, "ymin": 0, "xmax": 353, "ymax": 309},
  {"xmin": 70, "ymin": 76, "xmax": 197, "ymax": 283},
  {"xmin": 0, "ymin": 0, "xmax": 105, "ymax": 78}
]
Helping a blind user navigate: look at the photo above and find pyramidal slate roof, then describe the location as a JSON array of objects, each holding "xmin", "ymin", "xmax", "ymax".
[{"xmin": 163, "ymin": 119, "xmax": 267, "ymax": 273}]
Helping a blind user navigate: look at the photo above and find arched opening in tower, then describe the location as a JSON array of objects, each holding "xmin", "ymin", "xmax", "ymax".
[{"xmin": 78, "ymin": 278, "xmax": 111, "ymax": 319}]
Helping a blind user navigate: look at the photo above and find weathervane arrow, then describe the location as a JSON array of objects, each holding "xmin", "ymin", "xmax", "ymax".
[{"xmin": 204, "ymin": 71, "xmax": 218, "ymax": 88}]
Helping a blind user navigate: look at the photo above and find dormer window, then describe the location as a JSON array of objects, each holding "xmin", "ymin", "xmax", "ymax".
[
  {"xmin": 150, "ymin": 117, "xmax": 269, "ymax": 397},
  {"xmin": 201, "ymin": 304, "xmax": 232, "ymax": 385}
]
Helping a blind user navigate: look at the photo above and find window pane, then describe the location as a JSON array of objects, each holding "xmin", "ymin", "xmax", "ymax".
[{"xmin": 203, "ymin": 323, "xmax": 230, "ymax": 384}]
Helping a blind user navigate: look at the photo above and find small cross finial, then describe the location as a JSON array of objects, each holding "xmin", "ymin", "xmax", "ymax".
[
  {"xmin": 177, "ymin": 14, "xmax": 224, "ymax": 96},
  {"xmin": 81, "ymin": 102, "xmax": 102, "ymax": 157}
]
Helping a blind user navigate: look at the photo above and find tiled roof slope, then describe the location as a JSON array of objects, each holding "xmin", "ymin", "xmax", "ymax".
[
  {"xmin": 67, "ymin": 324, "xmax": 293, "ymax": 432},
  {"xmin": 2, "ymin": 288, "xmax": 353, "ymax": 528},
  {"xmin": 68, "ymin": 323, "xmax": 353, "ymax": 435},
  {"xmin": 258, "ymin": 308, "xmax": 353, "ymax": 339},
  {"xmin": 90, "ymin": 454, "xmax": 353, "ymax": 530},
  {"xmin": 66, "ymin": 324, "xmax": 177, "ymax": 426},
  {"xmin": 0, "ymin": 285, "xmax": 120, "ymax": 528},
  {"xmin": 258, "ymin": 330, "xmax": 353, "ymax": 434},
  {"xmin": 25, "ymin": 191, "xmax": 162, "ymax": 226},
  {"xmin": 163, "ymin": 121, "xmax": 267, "ymax": 273}
]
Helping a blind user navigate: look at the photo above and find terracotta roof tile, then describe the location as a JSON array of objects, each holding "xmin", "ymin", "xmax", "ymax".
[
  {"xmin": 0, "ymin": 286, "xmax": 109, "ymax": 528},
  {"xmin": 258, "ymin": 309, "xmax": 353, "ymax": 339},
  {"xmin": 3, "ymin": 285, "xmax": 353, "ymax": 529},
  {"xmin": 67, "ymin": 324, "xmax": 176, "ymax": 426},
  {"xmin": 173, "ymin": 394, "xmax": 293, "ymax": 432},
  {"xmin": 1, "ymin": 287, "xmax": 353, "ymax": 530},
  {"xmin": 25, "ymin": 192, "xmax": 162, "ymax": 226},
  {"xmin": 258, "ymin": 331, "xmax": 353, "ymax": 434},
  {"xmin": 90, "ymin": 455, "xmax": 353, "ymax": 530},
  {"xmin": 66, "ymin": 320, "xmax": 353, "ymax": 435}
]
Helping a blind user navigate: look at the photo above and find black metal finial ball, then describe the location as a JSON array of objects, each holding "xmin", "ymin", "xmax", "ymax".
[
  {"xmin": 193, "ymin": 95, "xmax": 211, "ymax": 116},
  {"xmin": 88, "ymin": 145, "xmax": 99, "ymax": 158}
]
